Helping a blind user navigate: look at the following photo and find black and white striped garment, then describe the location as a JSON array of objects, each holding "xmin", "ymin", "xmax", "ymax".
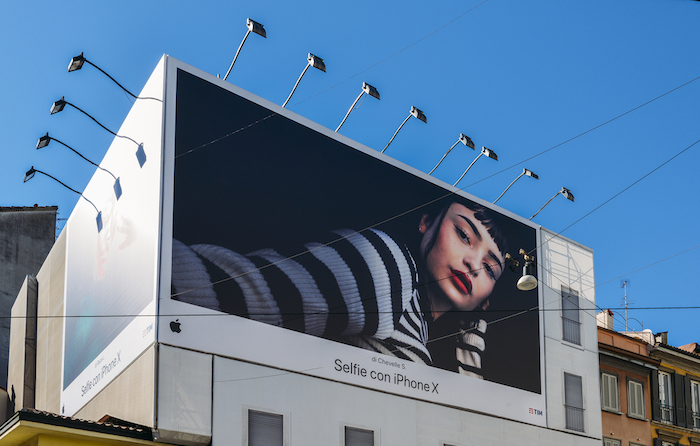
[{"xmin": 171, "ymin": 228, "xmax": 433, "ymax": 365}]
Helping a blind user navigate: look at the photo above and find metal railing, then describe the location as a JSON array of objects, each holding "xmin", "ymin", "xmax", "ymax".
[
  {"xmin": 562, "ymin": 317, "xmax": 581, "ymax": 345},
  {"xmin": 660, "ymin": 403, "xmax": 674, "ymax": 423},
  {"xmin": 565, "ymin": 405, "xmax": 585, "ymax": 432}
]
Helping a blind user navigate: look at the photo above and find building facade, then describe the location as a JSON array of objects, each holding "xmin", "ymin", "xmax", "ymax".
[
  {"xmin": 649, "ymin": 341, "xmax": 700, "ymax": 446},
  {"xmin": 8, "ymin": 56, "xmax": 602, "ymax": 446},
  {"xmin": 597, "ymin": 312, "xmax": 659, "ymax": 446}
]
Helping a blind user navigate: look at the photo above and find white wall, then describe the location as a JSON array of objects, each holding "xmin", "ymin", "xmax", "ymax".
[
  {"xmin": 208, "ymin": 353, "xmax": 601, "ymax": 446},
  {"xmin": 539, "ymin": 228, "xmax": 601, "ymax": 438}
]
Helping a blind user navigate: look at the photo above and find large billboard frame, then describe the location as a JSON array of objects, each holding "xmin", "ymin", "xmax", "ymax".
[{"xmin": 158, "ymin": 57, "xmax": 547, "ymax": 426}]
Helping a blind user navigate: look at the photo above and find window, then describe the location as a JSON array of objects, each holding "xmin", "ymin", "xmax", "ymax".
[
  {"xmin": 692, "ymin": 380, "xmax": 700, "ymax": 429},
  {"xmin": 248, "ymin": 410, "xmax": 283, "ymax": 446},
  {"xmin": 345, "ymin": 426, "xmax": 374, "ymax": 446},
  {"xmin": 658, "ymin": 371, "xmax": 674, "ymax": 423},
  {"xmin": 562, "ymin": 287, "xmax": 581, "ymax": 345},
  {"xmin": 603, "ymin": 438, "xmax": 621, "ymax": 446},
  {"xmin": 601, "ymin": 373, "xmax": 620, "ymax": 412},
  {"xmin": 565, "ymin": 372, "xmax": 585, "ymax": 432},
  {"xmin": 628, "ymin": 379, "xmax": 645, "ymax": 419}
]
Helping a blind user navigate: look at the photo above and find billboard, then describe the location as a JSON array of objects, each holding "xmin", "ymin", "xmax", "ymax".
[
  {"xmin": 60, "ymin": 58, "xmax": 164, "ymax": 416},
  {"xmin": 161, "ymin": 60, "xmax": 545, "ymax": 425}
]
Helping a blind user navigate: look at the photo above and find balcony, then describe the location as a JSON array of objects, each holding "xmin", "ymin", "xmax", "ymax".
[
  {"xmin": 565, "ymin": 405, "xmax": 585, "ymax": 432},
  {"xmin": 562, "ymin": 317, "xmax": 581, "ymax": 345}
]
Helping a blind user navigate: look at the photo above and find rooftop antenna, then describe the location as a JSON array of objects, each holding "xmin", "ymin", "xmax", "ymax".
[{"xmin": 622, "ymin": 280, "xmax": 629, "ymax": 333}]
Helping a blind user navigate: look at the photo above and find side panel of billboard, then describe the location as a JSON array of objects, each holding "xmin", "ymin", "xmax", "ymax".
[
  {"xmin": 159, "ymin": 59, "xmax": 545, "ymax": 426},
  {"xmin": 60, "ymin": 57, "xmax": 165, "ymax": 416}
]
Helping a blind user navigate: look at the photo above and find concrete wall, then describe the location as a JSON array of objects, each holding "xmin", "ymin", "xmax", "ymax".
[
  {"xmin": 7, "ymin": 275, "xmax": 38, "ymax": 411},
  {"xmin": 0, "ymin": 206, "xmax": 57, "ymax": 388},
  {"xmin": 76, "ymin": 345, "xmax": 156, "ymax": 426},
  {"xmin": 34, "ymin": 229, "xmax": 66, "ymax": 413}
]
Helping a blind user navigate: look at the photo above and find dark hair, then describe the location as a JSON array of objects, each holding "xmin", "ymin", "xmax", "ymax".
[{"xmin": 421, "ymin": 199, "xmax": 509, "ymax": 261}]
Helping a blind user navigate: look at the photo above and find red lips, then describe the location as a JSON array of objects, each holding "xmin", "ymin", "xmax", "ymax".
[{"xmin": 451, "ymin": 269, "xmax": 472, "ymax": 295}]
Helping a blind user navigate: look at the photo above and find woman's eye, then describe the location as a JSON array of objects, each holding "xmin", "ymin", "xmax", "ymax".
[
  {"xmin": 454, "ymin": 225, "xmax": 470, "ymax": 244},
  {"xmin": 483, "ymin": 263, "xmax": 496, "ymax": 280}
]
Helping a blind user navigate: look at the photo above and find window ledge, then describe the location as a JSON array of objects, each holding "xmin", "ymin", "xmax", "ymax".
[
  {"xmin": 603, "ymin": 408, "xmax": 623, "ymax": 415},
  {"xmin": 627, "ymin": 414, "xmax": 648, "ymax": 422},
  {"xmin": 561, "ymin": 339, "xmax": 585, "ymax": 350}
]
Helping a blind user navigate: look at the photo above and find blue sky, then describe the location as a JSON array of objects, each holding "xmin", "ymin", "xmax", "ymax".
[{"xmin": 2, "ymin": 0, "xmax": 699, "ymax": 346}]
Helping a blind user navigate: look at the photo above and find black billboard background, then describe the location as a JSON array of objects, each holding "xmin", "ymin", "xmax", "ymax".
[{"xmin": 173, "ymin": 70, "xmax": 541, "ymax": 393}]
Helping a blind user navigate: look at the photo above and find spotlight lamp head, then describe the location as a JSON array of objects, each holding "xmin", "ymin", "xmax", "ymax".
[
  {"xmin": 363, "ymin": 82, "xmax": 380, "ymax": 100},
  {"xmin": 523, "ymin": 168, "xmax": 539, "ymax": 179},
  {"xmin": 481, "ymin": 146, "xmax": 498, "ymax": 160},
  {"xmin": 246, "ymin": 18, "xmax": 266, "ymax": 37},
  {"xmin": 50, "ymin": 96, "xmax": 67, "ymax": 115},
  {"xmin": 36, "ymin": 133, "xmax": 51, "ymax": 149},
  {"xmin": 23, "ymin": 167, "xmax": 37, "ymax": 183},
  {"xmin": 561, "ymin": 187, "xmax": 575, "ymax": 202},
  {"xmin": 459, "ymin": 133, "xmax": 475, "ymax": 149},
  {"xmin": 410, "ymin": 106, "xmax": 427, "ymax": 123},
  {"xmin": 68, "ymin": 52, "xmax": 86, "ymax": 72},
  {"xmin": 308, "ymin": 53, "xmax": 326, "ymax": 72},
  {"xmin": 516, "ymin": 249, "xmax": 538, "ymax": 291}
]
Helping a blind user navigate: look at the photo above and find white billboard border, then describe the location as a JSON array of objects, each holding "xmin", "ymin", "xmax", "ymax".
[{"xmin": 157, "ymin": 56, "xmax": 547, "ymax": 427}]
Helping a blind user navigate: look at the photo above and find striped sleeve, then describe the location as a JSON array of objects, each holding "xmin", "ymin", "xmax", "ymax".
[{"xmin": 170, "ymin": 230, "xmax": 431, "ymax": 364}]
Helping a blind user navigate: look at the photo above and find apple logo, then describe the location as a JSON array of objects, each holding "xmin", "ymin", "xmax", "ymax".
[{"xmin": 170, "ymin": 319, "xmax": 181, "ymax": 333}]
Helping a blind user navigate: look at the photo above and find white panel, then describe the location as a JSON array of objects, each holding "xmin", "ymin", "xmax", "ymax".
[
  {"xmin": 158, "ymin": 345, "xmax": 212, "ymax": 439},
  {"xmin": 60, "ymin": 56, "xmax": 165, "ymax": 416}
]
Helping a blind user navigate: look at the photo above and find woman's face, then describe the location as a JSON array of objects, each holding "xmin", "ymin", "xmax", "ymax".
[{"xmin": 421, "ymin": 203, "xmax": 505, "ymax": 318}]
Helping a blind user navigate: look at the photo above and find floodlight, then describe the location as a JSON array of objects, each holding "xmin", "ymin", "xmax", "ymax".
[
  {"xmin": 429, "ymin": 133, "xmax": 475, "ymax": 175},
  {"xmin": 35, "ymin": 132, "xmax": 122, "ymax": 199},
  {"xmin": 410, "ymin": 106, "xmax": 427, "ymax": 123},
  {"xmin": 49, "ymin": 96, "xmax": 144, "ymax": 166},
  {"xmin": 453, "ymin": 146, "xmax": 498, "ymax": 187},
  {"xmin": 335, "ymin": 82, "xmax": 381, "ymax": 132},
  {"xmin": 282, "ymin": 53, "xmax": 326, "ymax": 107},
  {"xmin": 493, "ymin": 168, "xmax": 539, "ymax": 204},
  {"xmin": 516, "ymin": 249, "xmax": 538, "ymax": 291},
  {"xmin": 529, "ymin": 187, "xmax": 575, "ymax": 220},
  {"xmin": 50, "ymin": 97, "xmax": 67, "ymax": 114},
  {"xmin": 381, "ymin": 106, "xmax": 427, "ymax": 154},
  {"xmin": 67, "ymin": 52, "xmax": 157, "ymax": 100},
  {"xmin": 223, "ymin": 18, "xmax": 267, "ymax": 81},
  {"xmin": 68, "ymin": 52, "xmax": 86, "ymax": 72},
  {"xmin": 22, "ymin": 166, "xmax": 103, "ymax": 232}
]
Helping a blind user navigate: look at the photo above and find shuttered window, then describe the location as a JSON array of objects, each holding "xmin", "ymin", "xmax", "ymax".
[
  {"xmin": 565, "ymin": 373, "xmax": 585, "ymax": 432},
  {"xmin": 562, "ymin": 288, "xmax": 581, "ymax": 345},
  {"xmin": 345, "ymin": 426, "xmax": 374, "ymax": 446},
  {"xmin": 249, "ymin": 410, "xmax": 283, "ymax": 446},
  {"xmin": 604, "ymin": 438, "xmax": 621, "ymax": 446},
  {"xmin": 601, "ymin": 373, "xmax": 619, "ymax": 412},
  {"xmin": 658, "ymin": 371, "xmax": 674, "ymax": 423},
  {"xmin": 628, "ymin": 380, "xmax": 645, "ymax": 419}
]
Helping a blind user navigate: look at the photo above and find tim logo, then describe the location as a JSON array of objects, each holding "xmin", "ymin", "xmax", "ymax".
[
  {"xmin": 143, "ymin": 323, "xmax": 153, "ymax": 338},
  {"xmin": 529, "ymin": 408, "xmax": 543, "ymax": 416}
]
